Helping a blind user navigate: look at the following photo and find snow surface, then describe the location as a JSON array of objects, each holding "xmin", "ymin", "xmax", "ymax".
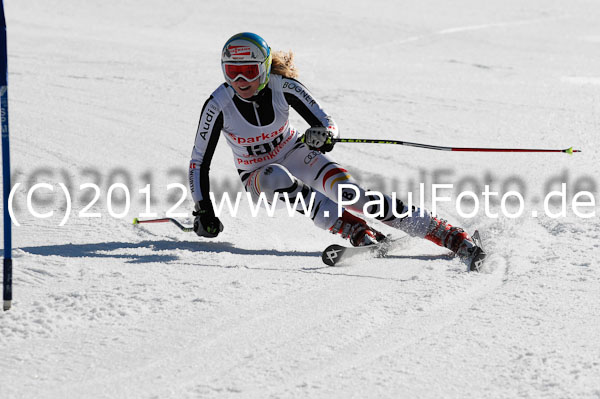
[{"xmin": 1, "ymin": 0, "xmax": 600, "ymax": 398}]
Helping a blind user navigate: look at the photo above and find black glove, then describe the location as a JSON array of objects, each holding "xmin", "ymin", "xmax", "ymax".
[
  {"xmin": 192, "ymin": 200, "xmax": 223, "ymax": 238},
  {"xmin": 302, "ymin": 126, "xmax": 335, "ymax": 153}
]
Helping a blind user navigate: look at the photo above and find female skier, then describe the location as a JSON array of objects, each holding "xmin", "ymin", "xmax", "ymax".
[{"xmin": 188, "ymin": 32, "xmax": 486, "ymax": 270}]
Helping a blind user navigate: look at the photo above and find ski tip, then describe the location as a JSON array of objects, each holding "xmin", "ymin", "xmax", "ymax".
[
  {"xmin": 132, "ymin": 217, "xmax": 139, "ymax": 225},
  {"xmin": 3, "ymin": 300, "xmax": 11, "ymax": 311},
  {"xmin": 322, "ymin": 244, "xmax": 346, "ymax": 266},
  {"xmin": 470, "ymin": 250, "xmax": 487, "ymax": 272},
  {"xmin": 565, "ymin": 147, "xmax": 581, "ymax": 155},
  {"xmin": 468, "ymin": 230, "xmax": 487, "ymax": 272}
]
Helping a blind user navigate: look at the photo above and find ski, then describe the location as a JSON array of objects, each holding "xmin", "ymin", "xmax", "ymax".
[
  {"xmin": 321, "ymin": 237, "xmax": 406, "ymax": 266},
  {"xmin": 321, "ymin": 231, "xmax": 487, "ymax": 271}
]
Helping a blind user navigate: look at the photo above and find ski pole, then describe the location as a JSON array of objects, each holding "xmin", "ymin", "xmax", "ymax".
[
  {"xmin": 132, "ymin": 217, "xmax": 194, "ymax": 232},
  {"xmin": 332, "ymin": 138, "xmax": 581, "ymax": 154}
]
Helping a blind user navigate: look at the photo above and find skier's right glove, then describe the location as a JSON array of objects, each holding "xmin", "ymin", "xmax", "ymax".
[{"xmin": 192, "ymin": 200, "xmax": 223, "ymax": 238}]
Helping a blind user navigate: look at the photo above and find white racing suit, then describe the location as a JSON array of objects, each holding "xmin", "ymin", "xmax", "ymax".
[{"xmin": 189, "ymin": 74, "xmax": 432, "ymax": 238}]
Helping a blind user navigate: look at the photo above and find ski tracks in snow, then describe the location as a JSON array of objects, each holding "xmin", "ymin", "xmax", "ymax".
[{"xmin": 170, "ymin": 254, "xmax": 508, "ymax": 398}]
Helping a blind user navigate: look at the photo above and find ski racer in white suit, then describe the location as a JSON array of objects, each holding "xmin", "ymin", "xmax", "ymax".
[{"xmin": 189, "ymin": 32, "xmax": 485, "ymax": 269}]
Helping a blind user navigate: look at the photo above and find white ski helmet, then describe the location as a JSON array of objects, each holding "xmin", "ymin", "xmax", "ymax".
[{"xmin": 221, "ymin": 32, "xmax": 272, "ymax": 94}]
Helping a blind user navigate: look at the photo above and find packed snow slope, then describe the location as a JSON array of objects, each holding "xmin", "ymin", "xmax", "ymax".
[{"xmin": 1, "ymin": 0, "xmax": 600, "ymax": 398}]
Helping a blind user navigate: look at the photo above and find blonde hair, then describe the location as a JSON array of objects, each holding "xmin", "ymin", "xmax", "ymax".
[{"xmin": 271, "ymin": 50, "xmax": 299, "ymax": 79}]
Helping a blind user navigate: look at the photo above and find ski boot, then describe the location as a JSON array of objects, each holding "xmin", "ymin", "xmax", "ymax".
[
  {"xmin": 330, "ymin": 211, "xmax": 386, "ymax": 247},
  {"xmin": 425, "ymin": 217, "xmax": 487, "ymax": 271}
]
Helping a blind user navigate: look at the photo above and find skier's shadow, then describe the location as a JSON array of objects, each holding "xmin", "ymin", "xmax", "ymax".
[{"xmin": 20, "ymin": 240, "xmax": 321, "ymax": 264}]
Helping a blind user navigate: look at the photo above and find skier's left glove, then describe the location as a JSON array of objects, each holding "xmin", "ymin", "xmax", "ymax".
[
  {"xmin": 303, "ymin": 125, "xmax": 336, "ymax": 153},
  {"xmin": 192, "ymin": 200, "xmax": 223, "ymax": 238}
]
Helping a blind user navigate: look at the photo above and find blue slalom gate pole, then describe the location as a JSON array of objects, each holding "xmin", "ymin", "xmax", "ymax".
[{"xmin": 1, "ymin": 0, "xmax": 12, "ymax": 311}]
